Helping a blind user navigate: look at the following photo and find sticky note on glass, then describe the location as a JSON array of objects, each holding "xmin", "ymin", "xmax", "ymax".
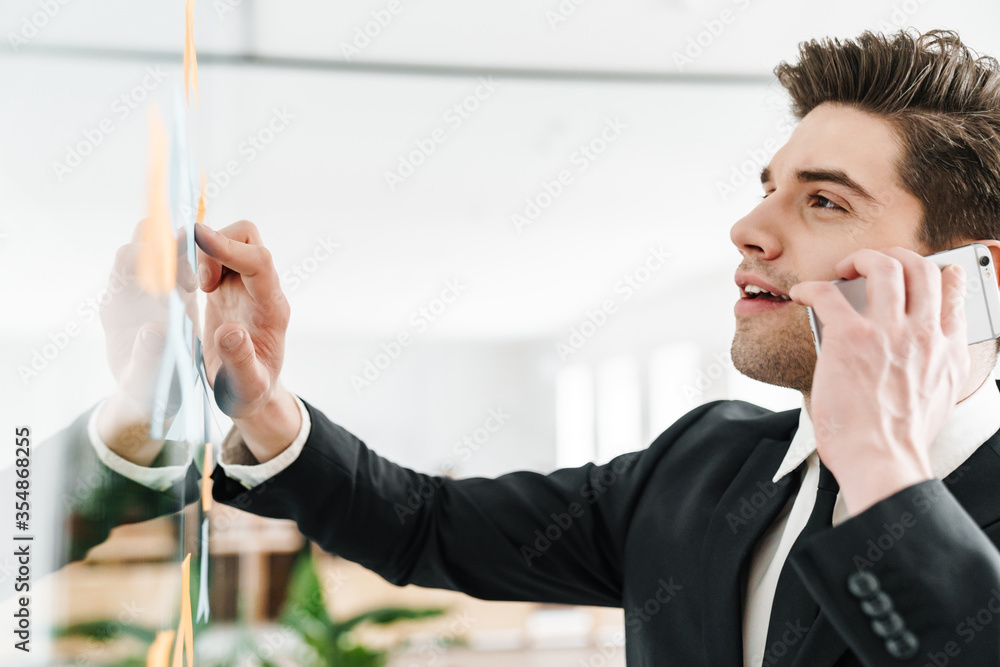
[
  {"xmin": 196, "ymin": 169, "xmax": 207, "ymax": 225},
  {"xmin": 184, "ymin": 0, "xmax": 199, "ymax": 108},
  {"xmin": 172, "ymin": 553, "xmax": 195, "ymax": 667},
  {"xmin": 137, "ymin": 109, "xmax": 177, "ymax": 296},
  {"xmin": 201, "ymin": 442, "xmax": 213, "ymax": 512},
  {"xmin": 146, "ymin": 629, "xmax": 174, "ymax": 667}
]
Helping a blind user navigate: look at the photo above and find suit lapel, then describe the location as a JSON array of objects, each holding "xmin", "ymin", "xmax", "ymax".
[
  {"xmin": 701, "ymin": 433, "xmax": 801, "ymax": 666},
  {"xmin": 936, "ymin": 429, "xmax": 1000, "ymax": 529}
]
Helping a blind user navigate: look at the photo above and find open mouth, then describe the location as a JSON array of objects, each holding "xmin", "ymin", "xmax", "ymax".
[
  {"xmin": 743, "ymin": 292, "xmax": 791, "ymax": 303},
  {"xmin": 742, "ymin": 285, "xmax": 791, "ymax": 302}
]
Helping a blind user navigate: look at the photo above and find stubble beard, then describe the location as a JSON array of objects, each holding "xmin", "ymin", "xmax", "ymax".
[{"xmin": 730, "ymin": 305, "xmax": 816, "ymax": 395}]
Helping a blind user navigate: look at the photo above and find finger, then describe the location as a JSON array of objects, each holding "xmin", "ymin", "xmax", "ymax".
[
  {"xmin": 118, "ymin": 323, "xmax": 168, "ymax": 403},
  {"xmin": 196, "ymin": 220, "xmax": 261, "ymax": 289},
  {"xmin": 133, "ymin": 323, "xmax": 167, "ymax": 369},
  {"xmin": 175, "ymin": 226, "xmax": 198, "ymax": 293},
  {"xmin": 112, "ymin": 243, "xmax": 139, "ymax": 283},
  {"xmin": 834, "ymin": 248, "xmax": 905, "ymax": 319},
  {"xmin": 195, "ymin": 223, "xmax": 224, "ymax": 293},
  {"xmin": 789, "ymin": 280, "xmax": 863, "ymax": 329},
  {"xmin": 195, "ymin": 221, "xmax": 280, "ymax": 304},
  {"xmin": 880, "ymin": 246, "xmax": 941, "ymax": 327},
  {"xmin": 130, "ymin": 218, "xmax": 146, "ymax": 244},
  {"xmin": 941, "ymin": 263, "xmax": 968, "ymax": 341},
  {"xmin": 210, "ymin": 322, "xmax": 270, "ymax": 408}
]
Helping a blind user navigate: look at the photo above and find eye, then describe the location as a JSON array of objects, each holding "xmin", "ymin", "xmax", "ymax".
[{"xmin": 809, "ymin": 194, "xmax": 845, "ymax": 211}]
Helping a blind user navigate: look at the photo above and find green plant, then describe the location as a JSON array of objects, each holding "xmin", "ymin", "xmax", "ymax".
[
  {"xmin": 279, "ymin": 549, "xmax": 446, "ymax": 666},
  {"xmin": 55, "ymin": 547, "xmax": 447, "ymax": 667}
]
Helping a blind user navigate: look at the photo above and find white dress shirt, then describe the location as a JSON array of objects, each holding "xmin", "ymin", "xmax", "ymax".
[
  {"xmin": 87, "ymin": 394, "xmax": 312, "ymax": 491},
  {"xmin": 742, "ymin": 375, "xmax": 1000, "ymax": 667}
]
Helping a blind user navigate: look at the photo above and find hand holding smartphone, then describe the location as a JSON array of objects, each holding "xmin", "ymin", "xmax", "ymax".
[{"xmin": 807, "ymin": 243, "xmax": 1000, "ymax": 354}]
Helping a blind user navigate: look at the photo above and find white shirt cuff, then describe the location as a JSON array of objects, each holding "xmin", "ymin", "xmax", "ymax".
[
  {"xmin": 87, "ymin": 398, "xmax": 194, "ymax": 492},
  {"xmin": 217, "ymin": 394, "xmax": 312, "ymax": 490}
]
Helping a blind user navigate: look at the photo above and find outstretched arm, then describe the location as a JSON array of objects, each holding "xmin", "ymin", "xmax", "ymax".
[
  {"xmin": 193, "ymin": 218, "xmax": 718, "ymax": 607},
  {"xmin": 210, "ymin": 395, "xmax": 720, "ymax": 607}
]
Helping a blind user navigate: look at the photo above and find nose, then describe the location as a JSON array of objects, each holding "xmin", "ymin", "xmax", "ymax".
[{"xmin": 730, "ymin": 197, "xmax": 782, "ymax": 261}]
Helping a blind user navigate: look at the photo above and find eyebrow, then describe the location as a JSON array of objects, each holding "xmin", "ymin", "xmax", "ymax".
[{"xmin": 759, "ymin": 166, "xmax": 880, "ymax": 205}]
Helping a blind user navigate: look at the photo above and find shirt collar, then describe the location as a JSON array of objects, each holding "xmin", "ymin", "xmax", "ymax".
[{"xmin": 772, "ymin": 376, "xmax": 1000, "ymax": 484}]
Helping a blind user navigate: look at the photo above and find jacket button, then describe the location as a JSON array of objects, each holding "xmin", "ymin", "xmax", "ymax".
[
  {"xmin": 885, "ymin": 630, "xmax": 919, "ymax": 660},
  {"xmin": 861, "ymin": 592, "xmax": 893, "ymax": 617},
  {"xmin": 848, "ymin": 571, "xmax": 880, "ymax": 598},
  {"xmin": 872, "ymin": 611, "xmax": 905, "ymax": 638}
]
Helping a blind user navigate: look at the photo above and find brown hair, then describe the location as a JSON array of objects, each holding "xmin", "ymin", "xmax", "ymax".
[{"xmin": 775, "ymin": 29, "xmax": 1000, "ymax": 354}]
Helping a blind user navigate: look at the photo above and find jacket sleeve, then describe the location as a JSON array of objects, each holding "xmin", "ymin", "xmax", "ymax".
[
  {"xmin": 60, "ymin": 406, "xmax": 201, "ymax": 563},
  {"xmin": 210, "ymin": 395, "xmax": 718, "ymax": 608},
  {"xmin": 791, "ymin": 478, "xmax": 1000, "ymax": 665},
  {"xmin": 1, "ymin": 404, "xmax": 201, "ymax": 586}
]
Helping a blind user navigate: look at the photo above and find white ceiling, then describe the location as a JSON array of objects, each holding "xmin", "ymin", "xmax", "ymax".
[{"xmin": 2, "ymin": 0, "xmax": 999, "ymax": 340}]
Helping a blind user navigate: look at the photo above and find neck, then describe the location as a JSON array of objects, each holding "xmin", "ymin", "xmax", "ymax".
[{"xmin": 800, "ymin": 344, "xmax": 997, "ymax": 422}]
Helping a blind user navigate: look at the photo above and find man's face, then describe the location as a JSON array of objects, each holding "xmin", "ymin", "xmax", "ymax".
[{"xmin": 729, "ymin": 102, "xmax": 927, "ymax": 393}]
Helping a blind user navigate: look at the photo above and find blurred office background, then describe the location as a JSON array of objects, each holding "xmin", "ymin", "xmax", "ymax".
[{"xmin": 2, "ymin": 1, "xmax": 1000, "ymax": 664}]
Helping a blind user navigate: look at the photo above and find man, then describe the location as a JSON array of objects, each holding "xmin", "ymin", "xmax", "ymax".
[{"xmin": 98, "ymin": 28, "xmax": 1000, "ymax": 665}]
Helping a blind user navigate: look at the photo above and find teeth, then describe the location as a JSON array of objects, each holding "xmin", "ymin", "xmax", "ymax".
[{"xmin": 745, "ymin": 284, "xmax": 791, "ymax": 300}]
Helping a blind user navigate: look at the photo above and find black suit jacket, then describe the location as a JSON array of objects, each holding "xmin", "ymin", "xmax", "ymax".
[
  {"xmin": 1, "ymin": 405, "xmax": 200, "ymax": 587},
  {"xmin": 211, "ymin": 384, "xmax": 1000, "ymax": 666}
]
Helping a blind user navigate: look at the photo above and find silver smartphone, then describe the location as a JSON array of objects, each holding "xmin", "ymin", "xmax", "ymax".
[{"xmin": 807, "ymin": 243, "xmax": 1000, "ymax": 354}]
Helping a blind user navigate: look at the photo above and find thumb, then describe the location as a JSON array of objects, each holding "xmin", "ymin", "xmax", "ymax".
[
  {"xmin": 213, "ymin": 323, "xmax": 270, "ymax": 416},
  {"xmin": 120, "ymin": 323, "xmax": 166, "ymax": 396},
  {"xmin": 133, "ymin": 324, "xmax": 167, "ymax": 375}
]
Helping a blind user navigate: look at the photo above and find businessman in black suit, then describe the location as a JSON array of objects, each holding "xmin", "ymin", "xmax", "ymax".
[{"xmin": 100, "ymin": 28, "xmax": 1000, "ymax": 666}]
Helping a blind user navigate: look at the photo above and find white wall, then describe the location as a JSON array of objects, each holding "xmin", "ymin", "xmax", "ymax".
[{"xmin": 3, "ymin": 0, "xmax": 999, "ymax": 462}]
